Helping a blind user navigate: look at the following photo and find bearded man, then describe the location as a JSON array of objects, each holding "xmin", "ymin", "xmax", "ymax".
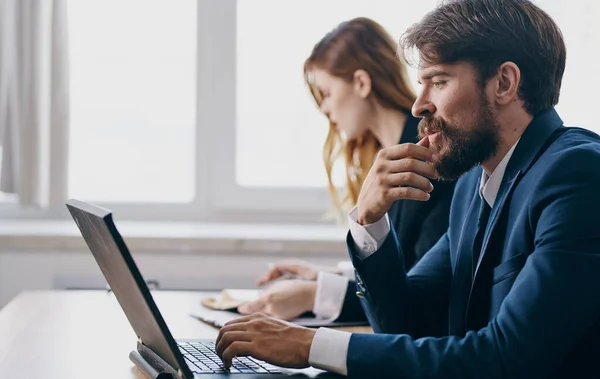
[{"xmin": 215, "ymin": 1, "xmax": 600, "ymax": 377}]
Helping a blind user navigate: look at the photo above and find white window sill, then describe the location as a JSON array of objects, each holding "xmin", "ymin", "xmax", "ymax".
[{"xmin": 0, "ymin": 220, "xmax": 349, "ymax": 256}]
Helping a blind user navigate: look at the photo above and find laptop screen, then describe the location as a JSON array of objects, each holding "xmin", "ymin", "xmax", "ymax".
[{"xmin": 66, "ymin": 199, "xmax": 189, "ymax": 377}]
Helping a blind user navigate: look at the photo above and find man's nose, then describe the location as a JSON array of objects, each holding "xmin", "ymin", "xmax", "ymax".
[{"xmin": 412, "ymin": 94, "xmax": 436, "ymax": 118}]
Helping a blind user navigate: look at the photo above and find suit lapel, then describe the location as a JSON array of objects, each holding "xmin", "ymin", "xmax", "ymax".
[
  {"xmin": 460, "ymin": 109, "xmax": 564, "ymax": 331},
  {"xmin": 471, "ymin": 109, "xmax": 563, "ymax": 285},
  {"xmin": 448, "ymin": 186, "xmax": 481, "ymax": 336},
  {"xmin": 472, "ymin": 171, "xmax": 522, "ymax": 280}
]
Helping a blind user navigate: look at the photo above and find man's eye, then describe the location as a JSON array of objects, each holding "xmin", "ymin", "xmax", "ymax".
[{"xmin": 432, "ymin": 81, "xmax": 446, "ymax": 89}]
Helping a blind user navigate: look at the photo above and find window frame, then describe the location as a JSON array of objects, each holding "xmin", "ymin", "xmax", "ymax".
[
  {"xmin": 0, "ymin": 0, "xmax": 332, "ymax": 224},
  {"xmin": 203, "ymin": 0, "xmax": 331, "ymax": 217},
  {"xmin": 4, "ymin": 0, "xmax": 598, "ymax": 223}
]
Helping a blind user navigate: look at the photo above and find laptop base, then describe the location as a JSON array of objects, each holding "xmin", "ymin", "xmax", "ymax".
[{"xmin": 131, "ymin": 340, "xmax": 305, "ymax": 379}]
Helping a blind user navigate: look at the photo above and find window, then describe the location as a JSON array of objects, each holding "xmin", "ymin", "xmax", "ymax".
[
  {"xmin": 211, "ymin": 0, "xmax": 440, "ymax": 212},
  {"xmin": 232, "ymin": 0, "xmax": 600, "ymax": 197},
  {"xmin": 0, "ymin": 148, "xmax": 18, "ymax": 203},
  {"xmin": 234, "ymin": 0, "xmax": 439, "ymax": 189},
  {"xmin": 538, "ymin": 0, "xmax": 600, "ymax": 135},
  {"xmin": 3, "ymin": 0, "xmax": 598, "ymax": 222},
  {"xmin": 68, "ymin": 0, "xmax": 197, "ymax": 203}
]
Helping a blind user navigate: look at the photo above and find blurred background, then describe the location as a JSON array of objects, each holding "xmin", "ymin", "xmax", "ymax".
[{"xmin": 0, "ymin": 0, "xmax": 597, "ymax": 309}]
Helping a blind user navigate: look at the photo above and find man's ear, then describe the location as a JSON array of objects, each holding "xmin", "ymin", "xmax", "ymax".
[
  {"xmin": 494, "ymin": 62, "xmax": 521, "ymax": 105},
  {"xmin": 353, "ymin": 69, "xmax": 372, "ymax": 99}
]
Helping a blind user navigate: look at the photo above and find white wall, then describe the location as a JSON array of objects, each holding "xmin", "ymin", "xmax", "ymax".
[
  {"xmin": 0, "ymin": 219, "xmax": 350, "ymax": 309},
  {"xmin": 0, "ymin": 248, "xmax": 344, "ymax": 310}
]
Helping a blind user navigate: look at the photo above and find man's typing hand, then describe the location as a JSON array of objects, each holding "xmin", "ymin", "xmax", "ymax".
[{"xmin": 216, "ymin": 313, "xmax": 316, "ymax": 369}]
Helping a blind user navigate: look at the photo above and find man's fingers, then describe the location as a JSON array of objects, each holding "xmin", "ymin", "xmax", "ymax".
[
  {"xmin": 222, "ymin": 313, "xmax": 264, "ymax": 328},
  {"xmin": 385, "ymin": 172, "xmax": 434, "ymax": 193},
  {"xmin": 386, "ymin": 186, "xmax": 431, "ymax": 202},
  {"xmin": 379, "ymin": 143, "xmax": 438, "ymax": 162},
  {"xmin": 217, "ymin": 314, "xmax": 264, "ymax": 345},
  {"xmin": 216, "ymin": 331, "xmax": 252, "ymax": 359},
  {"xmin": 221, "ymin": 341, "xmax": 254, "ymax": 369},
  {"xmin": 217, "ymin": 322, "xmax": 246, "ymax": 346},
  {"xmin": 417, "ymin": 136, "xmax": 430, "ymax": 148},
  {"xmin": 386, "ymin": 158, "xmax": 439, "ymax": 180}
]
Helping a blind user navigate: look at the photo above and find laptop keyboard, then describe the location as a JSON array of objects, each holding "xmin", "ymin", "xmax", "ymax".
[{"xmin": 178, "ymin": 341, "xmax": 282, "ymax": 375}]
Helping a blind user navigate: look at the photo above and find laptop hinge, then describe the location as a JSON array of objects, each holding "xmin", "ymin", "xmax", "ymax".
[{"xmin": 130, "ymin": 340, "xmax": 185, "ymax": 379}]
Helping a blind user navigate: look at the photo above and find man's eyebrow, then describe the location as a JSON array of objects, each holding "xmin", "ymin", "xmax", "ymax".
[{"xmin": 417, "ymin": 69, "xmax": 452, "ymax": 84}]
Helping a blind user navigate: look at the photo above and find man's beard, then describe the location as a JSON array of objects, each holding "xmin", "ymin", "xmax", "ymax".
[{"xmin": 417, "ymin": 95, "xmax": 500, "ymax": 181}]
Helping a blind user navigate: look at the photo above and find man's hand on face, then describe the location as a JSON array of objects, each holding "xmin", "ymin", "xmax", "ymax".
[
  {"xmin": 215, "ymin": 313, "xmax": 316, "ymax": 369},
  {"xmin": 356, "ymin": 137, "xmax": 440, "ymax": 225}
]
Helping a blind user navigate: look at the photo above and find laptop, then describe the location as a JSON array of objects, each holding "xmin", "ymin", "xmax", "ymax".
[{"xmin": 66, "ymin": 199, "xmax": 338, "ymax": 379}]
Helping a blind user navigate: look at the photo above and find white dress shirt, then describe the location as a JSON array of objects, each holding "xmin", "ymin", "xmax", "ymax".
[
  {"xmin": 308, "ymin": 142, "xmax": 519, "ymax": 376},
  {"xmin": 336, "ymin": 261, "xmax": 356, "ymax": 279},
  {"xmin": 313, "ymin": 272, "xmax": 350, "ymax": 320},
  {"xmin": 312, "ymin": 262, "xmax": 356, "ymax": 320}
]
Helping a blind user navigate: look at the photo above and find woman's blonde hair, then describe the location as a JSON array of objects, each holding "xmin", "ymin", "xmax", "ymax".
[{"xmin": 304, "ymin": 17, "xmax": 417, "ymax": 215}]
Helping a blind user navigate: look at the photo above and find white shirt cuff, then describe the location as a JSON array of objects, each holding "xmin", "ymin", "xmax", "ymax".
[
  {"xmin": 312, "ymin": 272, "xmax": 349, "ymax": 319},
  {"xmin": 347, "ymin": 206, "xmax": 391, "ymax": 258},
  {"xmin": 308, "ymin": 327, "xmax": 351, "ymax": 376},
  {"xmin": 336, "ymin": 261, "xmax": 355, "ymax": 279}
]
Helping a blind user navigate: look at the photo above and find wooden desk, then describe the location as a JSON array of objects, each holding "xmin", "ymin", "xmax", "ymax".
[{"xmin": 0, "ymin": 290, "xmax": 372, "ymax": 378}]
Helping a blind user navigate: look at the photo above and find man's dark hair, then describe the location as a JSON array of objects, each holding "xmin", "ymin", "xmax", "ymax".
[{"xmin": 400, "ymin": 0, "xmax": 566, "ymax": 115}]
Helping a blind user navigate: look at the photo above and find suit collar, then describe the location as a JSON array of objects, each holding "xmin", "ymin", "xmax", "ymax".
[
  {"xmin": 474, "ymin": 108, "xmax": 563, "ymax": 235},
  {"xmin": 478, "ymin": 108, "xmax": 563, "ymax": 208},
  {"xmin": 480, "ymin": 108, "xmax": 563, "ymax": 248},
  {"xmin": 479, "ymin": 141, "xmax": 519, "ymax": 207},
  {"xmin": 502, "ymin": 108, "xmax": 563, "ymax": 180},
  {"xmin": 480, "ymin": 109, "xmax": 563, "ymax": 231}
]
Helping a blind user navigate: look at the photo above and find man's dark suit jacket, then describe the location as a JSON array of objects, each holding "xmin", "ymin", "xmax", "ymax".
[
  {"xmin": 337, "ymin": 115, "xmax": 456, "ymax": 322},
  {"xmin": 346, "ymin": 109, "xmax": 600, "ymax": 378}
]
